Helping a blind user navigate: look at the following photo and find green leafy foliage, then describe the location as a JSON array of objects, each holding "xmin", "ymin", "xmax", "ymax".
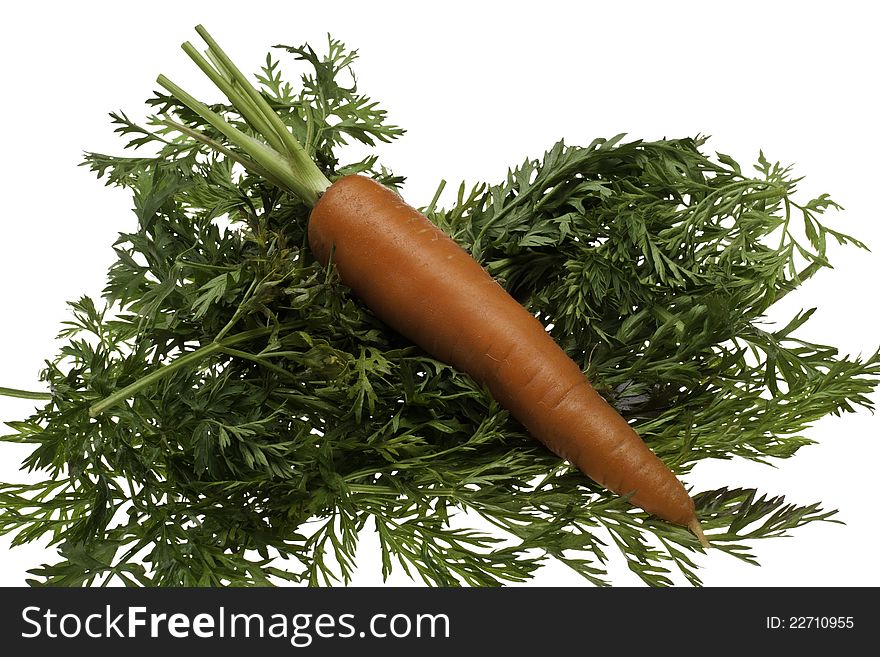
[{"xmin": 2, "ymin": 37, "xmax": 878, "ymax": 587}]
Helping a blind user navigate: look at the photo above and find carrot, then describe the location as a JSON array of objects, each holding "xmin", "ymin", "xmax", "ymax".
[
  {"xmin": 310, "ymin": 174, "xmax": 707, "ymax": 544},
  {"xmin": 149, "ymin": 25, "xmax": 707, "ymax": 546}
]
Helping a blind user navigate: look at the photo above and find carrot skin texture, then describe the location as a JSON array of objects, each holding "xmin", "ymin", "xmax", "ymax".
[{"xmin": 309, "ymin": 174, "xmax": 697, "ymax": 527}]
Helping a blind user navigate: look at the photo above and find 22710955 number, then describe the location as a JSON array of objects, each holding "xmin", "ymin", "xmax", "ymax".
[{"xmin": 766, "ymin": 616, "xmax": 854, "ymax": 630}]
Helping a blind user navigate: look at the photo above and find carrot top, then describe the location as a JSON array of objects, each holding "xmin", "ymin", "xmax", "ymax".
[{"xmin": 0, "ymin": 28, "xmax": 877, "ymax": 587}]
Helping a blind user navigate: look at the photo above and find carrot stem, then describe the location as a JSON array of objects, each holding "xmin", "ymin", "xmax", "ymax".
[
  {"xmin": 194, "ymin": 26, "xmax": 302, "ymax": 160},
  {"xmin": 194, "ymin": 24, "xmax": 330, "ymax": 202},
  {"xmin": 89, "ymin": 341, "xmax": 223, "ymax": 417},
  {"xmin": 0, "ymin": 386, "xmax": 53, "ymax": 401},
  {"xmin": 156, "ymin": 75, "xmax": 304, "ymax": 192},
  {"xmin": 88, "ymin": 325, "xmax": 278, "ymax": 417},
  {"xmin": 180, "ymin": 41, "xmax": 286, "ymax": 155},
  {"xmin": 157, "ymin": 25, "xmax": 331, "ymax": 206},
  {"xmin": 158, "ymin": 118, "xmax": 288, "ymax": 190}
]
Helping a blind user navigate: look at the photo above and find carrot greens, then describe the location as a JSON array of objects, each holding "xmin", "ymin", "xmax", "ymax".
[{"xmin": 1, "ymin": 33, "xmax": 877, "ymax": 587}]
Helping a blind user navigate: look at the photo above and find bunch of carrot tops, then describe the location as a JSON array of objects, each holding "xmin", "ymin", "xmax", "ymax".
[{"xmin": 1, "ymin": 36, "xmax": 877, "ymax": 587}]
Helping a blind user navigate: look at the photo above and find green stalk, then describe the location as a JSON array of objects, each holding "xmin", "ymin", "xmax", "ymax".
[
  {"xmin": 181, "ymin": 42, "xmax": 285, "ymax": 155},
  {"xmin": 193, "ymin": 25, "xmax": 320, "ymax": 177},
  {"xmin": 0, "ymin": 386, "xmax": 52, "ymax": 401},
  {"xmin": 157, "ymin": 25, "xmax": 331, "ymax": 207},
  {"xmin": 89, "ymin": 342, "xmax": 222, "ymax": 417},
  {"xmin": 159, "ymin": 118, "xmax": 288, "ymax": 190},
  {"xmin": 218, "ymin": 347, "xmax": 299, "ymax": 381},
  {"xmin": 157, "ymin": 75, "xmax": 299, "ymax": 186},
  {"xmin": 346, "ymin": 484, "xmax": 457, "ymax": 496},
  {"xmin": 88, "ymin": 326, "xmax": 276, "ymax": 417}
]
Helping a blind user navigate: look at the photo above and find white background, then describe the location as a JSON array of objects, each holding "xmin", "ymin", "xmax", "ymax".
[{"xmin": 1, "ymin": 0, "xmax": 878, "ymax": 586}]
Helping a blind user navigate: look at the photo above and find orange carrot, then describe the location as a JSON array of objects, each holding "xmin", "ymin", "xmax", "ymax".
[
  {"xmin": 154, "ymin": 25, "xmax": 708, "ymax": 546},
  {"xmin": 310, "ymin": 175, "xmax": 707, "ymax": 544}
]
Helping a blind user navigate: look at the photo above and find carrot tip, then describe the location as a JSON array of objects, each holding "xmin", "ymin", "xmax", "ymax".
[{"xmin": 688, "ymin": 518, "xmax": 710, "ymax": 548}]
